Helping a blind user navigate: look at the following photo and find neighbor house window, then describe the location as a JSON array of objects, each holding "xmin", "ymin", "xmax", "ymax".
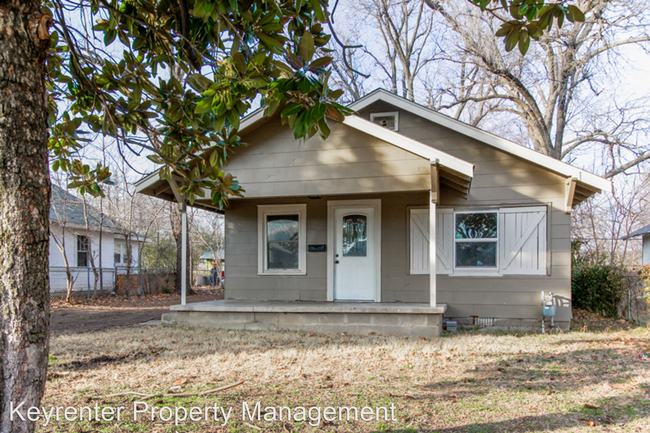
[
  {"xmin": 370, "ymin": 111, "xmax": 399, "ymax": 131},
  {"xmin": 454, "ymin": 211, "xmax": 498, "ymax": 268},
  {"xmin": 258, "ymin": 204, "xmax": 307, "ymax": 275},
  {"xmin": 77, "ymin": 235, "xmax": 89, "ymax": 267},
  {"xmin": 114, "ymin": 243, "xmax": 122, "ymax": 264}
]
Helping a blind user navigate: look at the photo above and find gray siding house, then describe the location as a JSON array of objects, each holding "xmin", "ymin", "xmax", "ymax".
[
  {"xmin": 136, "ymin": 89, "xmax": 610, "ymax": 336},
  {"xmin": 623, "ymin": 224, "xmax": 650, "ymax": 265}
]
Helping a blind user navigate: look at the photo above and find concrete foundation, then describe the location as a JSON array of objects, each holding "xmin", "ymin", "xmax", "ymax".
[
  {"xmin": 446, "ymin": 317, "xmax": 571, "ymax": 332},
  {"xmin": 162, "ymin": 301, "xmax": 446, "ymax": 337}
]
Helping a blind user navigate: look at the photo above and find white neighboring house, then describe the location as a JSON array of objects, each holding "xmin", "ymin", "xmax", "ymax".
[
  {"xmin": 49, "ymin": 185, "xmax": 146, "ymax": 294},
  {"xmin": 623, "ymin": 223, "xmax": 650, "ymax": 266}
]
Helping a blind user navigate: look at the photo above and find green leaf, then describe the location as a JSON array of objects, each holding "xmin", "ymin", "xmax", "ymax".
[
  {"xmin": 567, "ymin": 5, "xmax": 585, "ymax": 22},
  {"xmin": 504, "ymin": 29, "xmax": 519, "ymax": 52},
  {"xmin": 328, "ymin": 89, "xmax": 344, "ymax": 100},
  {"xmin": 495, "ymin": 23, "xmax": 512, "ymax": 37},
  {"xmin": 282, "ymin": 103, "xmax": 303, "ymax": 117},
  {"xmin": 233, "ymin": 52, "xmax": 247, "ymax": 75},
  {"xmin": 256, "ymin": 32, "xmax": 284, "ymax": 53},
  {"xmin": 195, "ymin": 98, "xmax": 212, "ymax": 114},
  {"xmin": 272, "ymin": 60, "xmax": 294, "ymax": 74},
  {"xmin": 309, "ymin": 56, "xmax": 332, "ymax": 69},
  {"xmin": 298, "ymin": 31, "xmax": 315, "ymax": 63},
  {"xmin": 104, "ymin": 29, "xmax": 116, "ymax": 46},
  {"xmin": 309, "ymin": 0, "xmax": 326, "ymax": 22},
  {"xmin": 318, "ymin": 117, "xmax": 330, "ymax": 139},
  {"xmin": 518, "ymin": 30, "xmax": 531, "ymax": 55},
  {"xmin": 147, "ymin": 154, "xmax": 164, "ymax": 164}
]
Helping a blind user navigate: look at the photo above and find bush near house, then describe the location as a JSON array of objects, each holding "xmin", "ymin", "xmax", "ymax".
[
  {"xmin": 572, "ymin": 264, "xmax": 626, "ymax": 318},
  {"xmin": 571, "ymin": 240, "xmax": 626, "ymax": 318}
]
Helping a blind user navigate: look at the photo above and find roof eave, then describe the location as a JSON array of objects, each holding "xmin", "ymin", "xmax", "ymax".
[{"xmin": 350, "ymin": 89, "xmax": 611, "ymax": 194}]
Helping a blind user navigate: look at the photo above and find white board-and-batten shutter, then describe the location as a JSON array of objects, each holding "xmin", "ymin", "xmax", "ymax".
[
  {"xmin": 409, "ymin": 209, "xmax": 453, "ymax": 275},
  {"xmin": 499, "ymin": 206, "xmax": 548, "ymax": 275}
]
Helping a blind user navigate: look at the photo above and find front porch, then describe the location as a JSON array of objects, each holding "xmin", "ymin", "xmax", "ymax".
[{"xmin": 162, "ymin": 300, "xmax": 447, "ymax": 337}]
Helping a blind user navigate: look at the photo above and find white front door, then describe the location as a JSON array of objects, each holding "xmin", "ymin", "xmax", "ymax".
[{"xmin": 334, "ymin": 207, "xmax": 376, "ymax": 301}]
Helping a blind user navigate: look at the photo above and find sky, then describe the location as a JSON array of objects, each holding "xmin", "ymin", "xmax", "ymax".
[{"xmin": 60, "ymin": 1, "xmax": 650, "ymax": 185}]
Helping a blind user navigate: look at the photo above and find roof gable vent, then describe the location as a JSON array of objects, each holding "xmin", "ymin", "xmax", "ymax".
[{"xmin": 370, "ymin": 111, "xmax": 399, "ymax": 131}]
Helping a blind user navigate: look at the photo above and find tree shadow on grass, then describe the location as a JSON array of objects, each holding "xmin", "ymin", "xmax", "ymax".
[{"xmin": 408, "ymin": 345, "xmax": 650, "ymax": 432}]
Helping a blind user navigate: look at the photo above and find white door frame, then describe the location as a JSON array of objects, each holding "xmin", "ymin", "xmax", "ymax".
[{"xmin": 327, "ymin": 199, "xmax": 382, "ymax": 302}]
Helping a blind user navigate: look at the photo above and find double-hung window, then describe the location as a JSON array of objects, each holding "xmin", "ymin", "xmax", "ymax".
[
  {"xmin": 114, "ymin": 243, "xmax": 122, "ymax": 265},
  {"xmin": 258, "ymin": 204, "xmax": 307, "ymax": 275},
  {"xmin": 409, "ymin": 206, "xmax": 547, "ymax": 276},
  {"xmin": 77, "ymin": 235, "xmax": 89, "ymax": 267},
  {"xmin": 454, "ymin": 211, "xmax": 498, "ymax": 269}
]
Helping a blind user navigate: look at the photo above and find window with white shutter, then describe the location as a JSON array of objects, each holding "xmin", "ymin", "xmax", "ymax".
[
  {"xmin": 409, "ymin": 209, "xmax": 453, "ymax": 275},
  {"xmin": 409, "ymin": 206, "xmax": 548, "ymax": 276},
  {"xmin": 498, "ymin": 206, "xmax": 547, "ymax": 275}
]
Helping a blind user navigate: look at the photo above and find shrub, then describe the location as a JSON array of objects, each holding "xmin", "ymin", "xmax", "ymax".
[
  {"xmin": 641, "ymin": 265, "xmax": 650, "ymax": 303},
  {"xmin": 572, "ymin": 264, "xmax": 625, "ymax": 318}
]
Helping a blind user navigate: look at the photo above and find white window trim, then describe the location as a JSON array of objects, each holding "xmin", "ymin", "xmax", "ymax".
[
  {"xmin": 370, "ymin": 111, "xmax": 399, "ymax": 131},
  {"xmin": 114, "ymin": 243, "xmax": 123, "ymax": 265},
  {"xmin": 76, "ymin": 234, "xmax": 89, "ymax": 268},
  {"xmin": 257, "ymin": 204, "xmax": 307, "ymax": 276},
  {"xmin": 409, "ymin": 206, "xmax": 548, "ymax": 277},
  {"xmin": 453, "ymin": 210, "xmax": 499, "ymax": 275}
]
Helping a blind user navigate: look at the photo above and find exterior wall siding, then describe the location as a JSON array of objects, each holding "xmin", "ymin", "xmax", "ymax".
[
  {"xmin": 229, "ymin": 117, "xmax": 430, "ymax": 197},
  {"xmin": 357, "ymin": 101, "xmax": 572, "ymax": 322},
  {"xmin": 224, "ymin": 99, "xmax": 575, "ymax": 323},
  {"xmin": 49, "ymin": 225, "xmax": 117, "ymax": 292}
]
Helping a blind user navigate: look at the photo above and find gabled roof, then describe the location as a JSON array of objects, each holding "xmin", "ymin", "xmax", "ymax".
[
  {"xmin": 343, "ymin": 115, "xmax": 474, "ymax": 179},
  {"xmin": 137, "ymin": 88, "xmax": 611, "ymax": 207},
  {"xmin": 349, "ymin": 89, "xmax": 612, "ymax": 194},
  {"xmin": 136, "ymin": 105, "xmax": 476, "ymax": 200},
  {"xmin": 50, "ymin": 185, "xmax": 122, "ymax": 232}
]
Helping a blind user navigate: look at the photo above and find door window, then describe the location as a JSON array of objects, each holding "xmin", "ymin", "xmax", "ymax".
[{"xmin": 342, "ymin": 214, "xmax": 367, "ymax": 257}]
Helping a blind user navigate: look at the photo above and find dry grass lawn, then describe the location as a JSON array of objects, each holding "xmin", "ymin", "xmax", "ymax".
[{"xmin": 38, "ymin": 312, "xmax": 650, "ymax": 433}]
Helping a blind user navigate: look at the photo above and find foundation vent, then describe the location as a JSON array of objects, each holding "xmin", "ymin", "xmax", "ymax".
[{"xmin": 471, "ymin": 316, "xmax": 495, "ymax": 327}]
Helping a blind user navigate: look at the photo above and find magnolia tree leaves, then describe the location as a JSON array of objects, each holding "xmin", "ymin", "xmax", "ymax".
[
  {"xmin": 45, "ymin": 0, "xmax": 583, "ymax": 208},
  {"xmin": 45, "ymin": 0, "xmax": 351, "ymax": 208},
  {"xmin": 471, "ymin": 0, "xmax": 585, "ymax": 54}
]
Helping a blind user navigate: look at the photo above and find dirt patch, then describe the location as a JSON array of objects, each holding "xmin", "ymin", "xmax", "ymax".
[{"xmin": 50, "ymin": 289, "xmax": 222, "ymax": 335}]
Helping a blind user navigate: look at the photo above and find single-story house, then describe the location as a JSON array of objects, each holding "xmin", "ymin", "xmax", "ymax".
[
  {"xmin": 623, "ymin": 224, "xmax": 650, "ymax": 265},
  {"xmin": 136, "ymin": 89, "xmax": 611, "ymax": 336},
  {"xmin": 49, "ymin": 184, "xmax": 146, "ymax": 293}
]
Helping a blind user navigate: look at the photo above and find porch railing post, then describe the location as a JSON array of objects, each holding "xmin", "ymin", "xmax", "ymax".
[
  {"xmin": 430, "ymin": 160, "xmax": 439, "ymax": 308},
  {"xmin": 181, "ymin": 206, "xmax": 187, "ymax": 306},
  {"xmin": 169, "ymin": 176, "xmax": 188, "ymax": 306}
]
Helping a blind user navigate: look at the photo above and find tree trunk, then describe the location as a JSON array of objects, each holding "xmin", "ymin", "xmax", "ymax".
[
  {"xmin": 124, "ymin": 236, "xmax": 131, "ymax": 298},
  {"xmin": 0, "ymin": 2, "xmax": 52, "ymax": 432}
]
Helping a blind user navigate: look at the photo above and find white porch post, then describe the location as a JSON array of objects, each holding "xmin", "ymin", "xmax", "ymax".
[
  {"xmin": 169, "ymin": 176, "xmax": 188, "ymax": 306},
  {"xmin": 430, "ymin": 161, "xmax": 439, "ymax": 308},
  {"xmin": 181, "ymin": 205, "xmax": 188, "ymax": 306}
]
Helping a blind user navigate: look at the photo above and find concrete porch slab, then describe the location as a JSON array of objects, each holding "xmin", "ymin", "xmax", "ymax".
[
  {"xmin": 169, "ymin": 300, "xmax": 447, "ymax": 315},
  {"xmin": 164, "ymin": 301, "xmax": 447, "ymax": 337}
]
